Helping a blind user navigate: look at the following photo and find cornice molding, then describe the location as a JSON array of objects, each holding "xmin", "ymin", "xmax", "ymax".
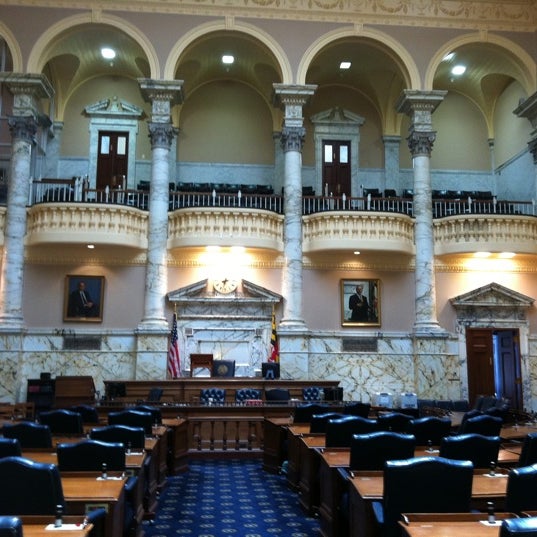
[{"xmin": 0, "ymin": 0, "xmax": 535, "ymax": 32}]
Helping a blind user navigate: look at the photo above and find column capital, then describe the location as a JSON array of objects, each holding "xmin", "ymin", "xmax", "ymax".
[
  {"xmin": 273, "ymin": 84, "xmax": 317, "ymax": 130},
  {"xmin": 396, "ymin": 90, "xmax": 447, "ymax": 130},
  {"xmin": 8, "ymin": 116, "xmax": 37, "ymax": 144},
  {"xmin": 138, "ymin": 79, "xmax": 184, "ymax": 123},
  {"xmin": 148, "ymin": 122, "xmax": 176, "ymax": 150},
  {"xmin": 281, "ymin": 126, "xmax": 306, "ymax": 152},
  {"xmin": 407, "ymin": 130, "xmax": 437, "ymax": 157},
  {"xmin": 514, "ymin": 91, "xmax": 537, "ymax": 131}
]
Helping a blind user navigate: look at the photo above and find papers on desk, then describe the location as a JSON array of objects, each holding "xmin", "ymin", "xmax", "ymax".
[
  {"xmin": 45, "ymin": 524, "xmax": 85, "ymax": 531},
  {"xmin": 479, "ymin": 520, "xmax": 503, "ymax": 526},
  {"xmin": 126, "ymin": 451, "xmax": 144, "ymax": 456},
  {"xmin": 96, "ymin": 476, "xmax": 124, "ymax": 481},
  {"xmin": 483, "ymin": 473, "xmax": 508, "ymax": 478}
]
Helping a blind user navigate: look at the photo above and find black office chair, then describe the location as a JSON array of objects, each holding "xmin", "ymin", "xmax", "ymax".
[
  {"xmin": 133, "ymin": 405, "xmax": 162, "ymax": 425},
  {"xmin": 406, "ymin": 416, "xmax": 452, "ymax": 445},
  {"xmin": 0, "ymin": 516, "xmax": 22, "ymax": 537},
  {"xmin": 302, "ymin": 387, "xmax": 323, "ymax": 401},
  {"xmin": 108, "ymin": 409, "xmax": 153, "ymax": 435},
  {"xmin": 211, "ymin": 360, "xmax": 235, "ymax": 377},
  {"xmin": 505, "ymin": 464, "xmax": 537, "ymax": 514},
  {"xmin": 39, "ymin": 409, "xmax": 84, "ymax": 435},
  {"xmin": 199, "ymin": 388, "xmax": 226, "ymax": 405},
  {"xmin": 265, "ymin": 388, "xmax": 290, "ymax": 404},
  {"xmin": 371, "ymin": 456, "xmax": 474, "ymax": 537},
  {"xmin": 309, "ymin": 413, "xmax": 345, "ymax": 434},
  {"xmin": 0, "ymin": 456, "xmax": 65, "ymax": 515},
  {"xmin": 439, "ymin": 433, "xmax": 501, "ymax": 468},
  {"xmin": 458, "ymin": 414, "xmax": 503, "ymax": 436},
  {"xmin": 293, "ymin": 403, "xmax": 330, "ymax": 423},
  {"xmin": 235, "ymin": 389, "xmax": 262, "ymax": 404},
  {"xmin": 90, "ymin": 424, "xmax": 146, "ymax": 450},
  {"xmin": 500, "ymin": 517, "xmax": 537, "ymax": 537},
  {"xmin": 349, "ymin": 431, "xmax": 416, "ymax": 471},
  {"xmin": 325, "ymin": 416, "xmax": 379, "ymax": 448},
  {"xmin": 70, "ymin": 404, "xmax": 100, "ymax": 424},
  {"xmin": 0, "ymin": 438, "xmax": 21, "ymax": 458},
  {"xmin": 147, "ymin": 388, "xmax": 163, "ymax": 402},
  {"xmin": 2, "ymin": 422, "xmax": 53, "ymax": 448},
  {"xmin": 344, "ymin": 402, "xmax": 372, "ymax": 418},
  {"xmin": 519, "ymin": 433, "xmax": 537, "ymax": 467},
  {"xmin": 57, "ymin": 439, "xmax": 126, "ymax": 471},
  {"xmin": 377, "ymin": 411, "xmax": 413, "ymax": 433}
]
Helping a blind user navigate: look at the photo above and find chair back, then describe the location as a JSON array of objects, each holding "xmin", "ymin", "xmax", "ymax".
[
  {"xmin": 39, "ymin": 409, "xmax": 83, "ymax": 435},
  {"xmin": 519, "ymin": 433, "xmax": 537, "ymax": 467},
  {"xmin": 0, "ymin": 516, "xmax": 22, "ymax": 537},
  {"xmin": 90, "ymin": 424, "xmax": 146, "ymax": 449},
  {"xmin": 406, "ymin": 416, "xmax": 452, "ymax": 445},
  {"xmin": 349, "ymin": 431, "xmax": 416, "ymax": 470},
  {"xmin": 302, "ymin": 387, "xmax": 322, "ymax": 401},
  {"xmin": 199, "ymin": 388, "xmax": 226, "ymax": 405},
  {"xmin": 70, "ymin": 405, "xmax": 99, "ymax": 424},
  {"xmin": 264, "ymin": 388, "xmax": 290, "ymax": 404},
  {"xmin": 2, "ymin": 422, "xmax": 53, "ymax": 448},
  {"xmin": 505, "ymin": 464, "xmax": 537, "ymax": 514},
  {"xmin": 0, "ymin": 456, "xmax": 64, "ymax": 515},
  {"xmin": 293, "ymin": 403, "xmax": 330, "ymax": 423},
  {"xmin": 211, "ymin": 360, "xmax": 235, "ymax": 377},
  {"xmin": 377, "ymin": 412, "xmax": 413, "ymax": 433},
  {"xmin": 147, "ymin": 388, "xmax": 163, "ymax": 402},
  {"xmin": 108, "ymin": 409, "xmax": 153, "ymax": 435},
  {"xmin": 344, "ymin": 402, "xmax": 371, "ymax": 418},
  {"xmin": 381, "ymin": 457, "xmax": 473, "ymax": 537},
  {"xmin": 309, "ymin": 413, "xmax": 345, "ymax": 434},
  {"xmin": 0, "ymin": 438, "xmax": 21, "ymax": 458},
  {"xmin": 235, "ymin": 389, "xmax": 262, "ymax": 404},
  {"xmin": 326, "ymin": 416, "xmax": 378, "ymax": 448},
  {"xmin": 57, "ymin": 439, "xmax": 126, "ymax": 471},
  {"xmin": 133, "ymin": 405, "xmax": 162, "ymax": 424},
  {"xmin": 458, "ymin": 414, "xmax": 503, "ymax": 436},
  {"xmin": 439, "ymin": 433, "xmax": 501, "ymax": 468},
  {"xmin": 500, "ymin": 517, "xmax": 537, "ymax": 537}
]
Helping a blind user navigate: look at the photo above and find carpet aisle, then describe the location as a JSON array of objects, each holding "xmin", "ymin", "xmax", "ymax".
[{"xmin": 143, "ymin": 459, "xmax": 320, "ymax": 537}]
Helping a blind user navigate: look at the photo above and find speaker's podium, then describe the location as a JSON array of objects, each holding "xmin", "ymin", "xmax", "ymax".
[{"xmin": 189, "ymin": 354, "xmax": 213, "ymax": 377}]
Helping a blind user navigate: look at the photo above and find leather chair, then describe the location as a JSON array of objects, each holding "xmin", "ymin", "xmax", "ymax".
[
  {"xmin": 108, "ymin": 409, "xmax": 153, "ymax": 435},
  {"xmin": 309, "ymin": 413, "xmax": 345, "ymax": 434},
  {"xmin": 500, "ymin": 517, "xmax": 537, "ymax": 537},
  {"xmin": 458, "ymin": 414, "xmax": 503, "ymax": 436},
  {"xmin": 519, "ymin": 433, "xmax": 537, "ymax": 467},
  {"xmin": 147, "ymin": 388, "xmax": 163, "ymax": 402},
  {"xmin": 70, "ymin": 405, "xmax": 100, "ymax": 424},
  {"xmin": 0, "ymin": 456, "xmax": 64, "ymax": 515},
  {"xmin": 211, "ymin": 360, "xmax": 235, "ymax": 377},
  {"xmin": 504, "ymin": 464, "xmax": 537, "ymax": 514},
  {"xmin": 406, "ymin": 416, "xmax": 452, "ymax": 445},
  {"xmin": 90, "ymin": 424, "xmax": 146, "ymax": 450},
  {"xmin": 0, "ymin": 438, "xmax": 21, "ymax": 458},
  {"xmin": 2, "ymin": 422, "xmax": 53, "ymax": 448},
  {"xmin": 377, "ymin": 411, "xmax": 413, "ymax": 433},
  {"xmin": 133, "ymin": 405, "xmax": 162, "ymax": 425},
  {"xmin": 344, "ymin": 402, "xmax": 372, "ymax": 418},
  {"xmin": 326, "ymin": 416, "xmax": 379, "ymax": 448},
  {"xmin": 439, "ymin": 433, "xmax": 501, "ymax": 468},
  {"xmin": 265, "ymin": 388, "xmax": 290, "ymax": 404},
  {"xmin": 349, "ymin": 431, "xmax": 416, "ymax": 471},
  {"xmin": 371, "ymin": 456, "xmax": 474, "ymax": 537},
  {"xmin": 39, "ymin": 409, "xmax": 84, "ymax": 435},
  {"xmin": 57, "ymin": 439, "xmax": 126, "ymax": 471},
  {"xmin": 292, "ymin": 403, "xmax": 329, "ymax": 423},
  {"xmin": 235, "ymin": 389, "xmax": 262, "ymax": 404},
  {"xmin": 302, "ymin": 387, "xmax": 322, "ymax": 401},
  {"xmin": 0, "ymin": 517, "xmax": 22, "ymax": 537},
  {"xmin": 199, "ymin": 388, "xmax": 226, "ymax": 405}
]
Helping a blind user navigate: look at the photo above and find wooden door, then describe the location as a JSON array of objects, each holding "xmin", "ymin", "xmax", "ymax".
[
  {"xmin": 494, "ymin": 329, "xmax": 522, "ymax": 410},
  {"xmin": 96, "ymin": 131, "xmax": 129, "ymax": 190},
  {"xmin": 322, "ymin": 140, "xmax": 351, "ymax": 196},
  {"xmin": 466, "ymin": 328, "xmax": 495, "ymax": 405}
]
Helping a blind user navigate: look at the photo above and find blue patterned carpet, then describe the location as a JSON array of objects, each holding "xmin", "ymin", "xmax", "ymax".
[{"xmin": 143, "ymin": 459, "xmax": 320, "ymax": 537}]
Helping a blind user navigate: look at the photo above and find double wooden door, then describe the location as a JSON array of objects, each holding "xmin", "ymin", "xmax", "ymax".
[
  {"xmin": 322, "ymin": 140, "xmax": 351, "ymax": 196},
  {"xmin": 96, "ymin": 131, "xmax": 129, "ymax": 190}
]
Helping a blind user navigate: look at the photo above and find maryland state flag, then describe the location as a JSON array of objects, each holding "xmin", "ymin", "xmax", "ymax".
[{"xmin": 269, "ymin": 308, "xmax": 279, "ymax": 362}]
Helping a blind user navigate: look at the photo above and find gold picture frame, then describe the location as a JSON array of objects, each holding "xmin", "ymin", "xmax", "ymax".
[
  {"xmin": 341, "ymin": 279, "xmax": 380, "ymax": 327},
  {"xmin": 63, "ymin": 275, "xmax": 105, "ymax": 322}
]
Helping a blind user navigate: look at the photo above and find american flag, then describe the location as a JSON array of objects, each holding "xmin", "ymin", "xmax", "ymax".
[
  {"xmin": 167, "ymin": 313, "xmax": 182, "ymax": 378},
  {"xmin": 269, "ymin": 308, "xmax": 279, "ymax": 363}
]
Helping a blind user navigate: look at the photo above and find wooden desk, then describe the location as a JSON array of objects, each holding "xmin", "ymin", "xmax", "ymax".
[
  {"xmin": 500, "ymin": 424, "xmax": 537, "ymax": 440},
  {"xmin": 262, "ymin": 417, "xmax": 290, "ymax": 474},
  {"xmin": 287, "ymin": 425, "xmax": 323, "ymax": 490},
  {"xmin": 399, "ymin": 513, "xmax": 515, "ymax": 537},
  {"xmin": 18, "ymin": 516, "xmax": 93, "ymax": 537},
  {"xmin": 348, "ymin": 470, "xmax": 509, "ymax": 537}
]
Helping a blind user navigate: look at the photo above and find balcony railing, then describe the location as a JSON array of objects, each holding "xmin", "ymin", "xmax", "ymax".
[{"xmin": 26, "ymin": 179, "xmax": 537, "ymax": 218}]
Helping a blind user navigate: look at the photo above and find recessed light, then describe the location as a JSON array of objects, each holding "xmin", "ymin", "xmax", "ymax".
[
  {"xmin": 451, "ymin": 65, "xmax": 466, "ymax": 76},
  {"xmin": 474, "ymin": 251, "xmax": 491, "ymax": 258},
  {"xmin": 87, "ymin": 244, "xmax": 95, "ymax": 249},
  {"xmin": 340, "ymin": 61, "xmax": 351, "ymax": 70},
  {"xmin": 222, "ymin": 55, "xmax": 234, "ymax": 65},
  {"xmin": 101, "ymin": 47, "xmax": 116, "ymax": 60},
  {"xmin": 499, "ymin": 252, "xmax": 515, "ymax": 259},
  {"xmin": 353, "ymin": 251, "xmax": 361, "ymax": 255}
]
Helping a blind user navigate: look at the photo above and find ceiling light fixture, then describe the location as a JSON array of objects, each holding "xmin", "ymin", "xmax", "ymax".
[
  {"xmin": 353, "ymin": 251, "xmax": 361, "ymax": 255},
  {"xmin": 340, "ymin": 61, "xmax": 351, "ymax": 70},
  {"xmin": 451, "ymin": 64, "xmax": 466, "ymax": 76},
  {"xmin": 443, "ymin": 52, "xmax": 455, "ymax": 62},
  {"xmin": 222, "ymin": 55, "xmax": 234, "ymax": 65},
  {"xmin": 474, "ymin": 251, "xmax": 491, "ymax": 258},
  {"xmin": 498, "ymin": 252, "xmax": 516, "ymax": 259},
  {"xmin": 87, "ymin": 244, "xmax": 95, "ymax": 249},
  {"xmin": 101, "ymin": 47, "xmax": 116, "ymax": 60}
]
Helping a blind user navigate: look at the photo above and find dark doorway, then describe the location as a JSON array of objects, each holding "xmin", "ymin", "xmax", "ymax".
[
  {"xmin": 96, "ymin": 131, "xmax": 129, "ymax": 190},
  {"xmin": 466, "ymin": 327, "xmax": 522, "ymax": 410},
  {"xmin": 322, "ymin": 140, "xmax": 351, "ymax": 196}
]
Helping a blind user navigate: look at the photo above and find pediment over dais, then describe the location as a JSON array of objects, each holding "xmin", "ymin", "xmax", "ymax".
[
  {"xmin": 84, "ymin": 96, "xmax": 145, "ymax": 119},
  {"xmin": 450, "ymin": 282, "xmax": 534, "ymax": 309}
]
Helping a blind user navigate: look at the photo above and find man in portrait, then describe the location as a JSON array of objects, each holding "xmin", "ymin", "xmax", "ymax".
[
  {"xmin": 68, "ymin": 280, "xmax": 98, "ymax": 317},
  {"xmin": 349, "ymin": 284, "xmax": 369, "ymax": 322}
]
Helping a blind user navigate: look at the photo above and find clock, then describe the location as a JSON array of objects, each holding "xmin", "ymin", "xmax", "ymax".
[{"xmin": 213, "ymin": 277, "xmax": 239, "ymax": 294}]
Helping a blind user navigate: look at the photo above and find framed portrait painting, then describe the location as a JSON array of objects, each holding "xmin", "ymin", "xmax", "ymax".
[
  {"xmin": 341, "ymin": 279, "xmax": 380, "ymax": 327},
  {"xmin": 64, "ymin": 275, "xmax": 105, "ymax": 322}
]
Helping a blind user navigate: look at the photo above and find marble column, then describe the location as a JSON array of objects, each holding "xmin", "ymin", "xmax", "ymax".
[
  {"xmin": 514, "ymin": 92, "xmax": 537, "ymax": 200},
  {"xmin": 138, "ymin": 80, "xmax": 183, "ymax": 331},
  {"xmin": 0, "ymin": 74, "xmax": 54, "ymax": 329},
  {"xmin": 382, "ymin": 135, "xmax": 401, "ymax": 193},
  {"xmin": 396, "ymin": 90, "xmax": 446, "ymax": 334},
  {"xmin": 273, "ymin": 84, "xmax": 316, "ymax": 329},
  {"xmin": 43, "ymin": 121, "xmax": 64, "ymax": 179}
]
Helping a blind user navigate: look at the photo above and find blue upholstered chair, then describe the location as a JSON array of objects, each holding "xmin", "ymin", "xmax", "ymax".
[
  {"xmin": 57, "ymin": 439, "xmax": 126, "ymax": 471},
  {"xmin": 377, "ymin": 412, "xmax": 413, "ymax": 433},
  {"xmin": 39, "ymin": 409, "xmax": 84, "ymax": 435},
  {"xmin": 265, "ymin": 388, "xmax": 290, "ymax": 404},
  {"xmin": 292, "ymin": 403, "xmax": 330, "ymax": 423},
  {"xmin": 406, "ymin": 416, "xmax": 452, "ymax": 445},
  {"xmin": 2, "ymin": 422, "xmax": 53, "ymax": 448},
  {"xmin": 108, "ymin": 409, "xmax": 153, "ymax": 435},
  {"xmin": 200, "ymin": 388, "xmax": 226, "ymax": 405},
  {"xmin": 133, "ymin": 405, "xmax": 162, "ymax": 425},
  {"xmin": 309, "ymin": 413, "xmax": 345, "ymax": 434},
  {"xmin": 439, "ymin": 433, "xmax": 501, "ymax": 468},
  {"xmin": 302, "ymin": 387, "xmax": 322, "ymax": 401},
  {"xmin": 504, "ymin": 464, "xmax": 537, "ymax": 514},
  {"xmin": 519, "ymin": 433, "xmax": 537, "ymax": 467},
  {"xmin": 235, "ymin": 388, "xmax": 262, "ymax": 404},
  {"xmin": 0, "ymin": 517, "xmax": 22, "ymax": 537},
  {"xmin": 0, "ymin": 456, "xmax": 64, "ymax": 515},
  {"xmin": 325, "ymin": 416, "xmax": 378, "ymax": 448},
  {"xmin": 0, "ymin": 438, "xmax": 21, "ymax": 458},
  {"xmin": 90, "ymin": 424, "xmax": 146, "ymax": 450},
  {"xmin": 458, "ymin": 414, "xmax": 503, "ymax": 436},
  {"xmin": 500, "ymin": 517, "xmax": 537, "ymax": 537},
  {"xmin": 371, "ymin": 457, "xmax": 474, "ymax": 537},
  {"xmin": 344, "ymin": 402, "xmax": 372, "ymax": 418},
  {"xmin": 70, "ymin": 404, "xmax": 100, "ymax": 424}
]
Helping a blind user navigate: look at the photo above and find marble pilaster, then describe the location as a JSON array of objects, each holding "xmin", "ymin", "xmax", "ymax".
[
  {"xmin": 383, "ymin": 135, "xmax": 401, "ymax": 193},
  {"xmin": 0, "ymin": 74, "xmax": 54, "ymax": 330},
  {"xmin": 514, "ymin": 92, "xmax": 537, "ymax": 199},
  {"xmin": 43, "ymin": 121, "xmax": 63, "ymax": 179}
]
